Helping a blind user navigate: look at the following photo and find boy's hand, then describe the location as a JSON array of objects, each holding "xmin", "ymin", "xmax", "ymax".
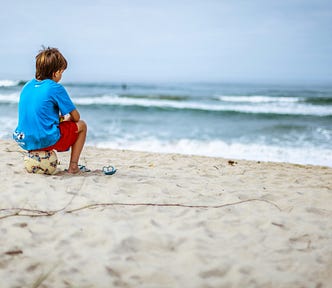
[
  {"xmin": 60, "ymin": 114, "xmax": 73, "ymax": 122},
  {"xmin": 63, "ymin": 114, "xmax": 72, "ymax": 121}
]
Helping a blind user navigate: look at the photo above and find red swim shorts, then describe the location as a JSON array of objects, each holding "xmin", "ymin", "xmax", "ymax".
[{"xmin": 41, "ymin": 121, "xmax": 78, "ymax": 152}]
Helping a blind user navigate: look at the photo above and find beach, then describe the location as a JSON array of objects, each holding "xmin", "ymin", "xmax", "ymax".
[{"xmin": 0, "ymin": 139, "xmax": 331, "ymax": 287}]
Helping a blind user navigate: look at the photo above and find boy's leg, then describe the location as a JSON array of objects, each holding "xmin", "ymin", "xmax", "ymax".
[{"xmin": 68, "ymin": 120, "xmax": 87, "ymax": 173}]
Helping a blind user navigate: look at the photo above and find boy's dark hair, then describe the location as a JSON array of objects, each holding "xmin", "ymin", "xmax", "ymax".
[{"xmin": 35, "ymin": 47, "xmax": 67, "ymax": 80}]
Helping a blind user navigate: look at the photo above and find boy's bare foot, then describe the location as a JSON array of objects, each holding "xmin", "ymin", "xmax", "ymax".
[
  {"xmin": 68, "ymin": 161, "xmax": 79, "ymax": 173},
  {"xmin": 67, "ymin": 167, "xmax": 81, "ymax": 174},
  {"xmin": 67, "ymin": 163, "xmax": 91, "ymax": 174}
]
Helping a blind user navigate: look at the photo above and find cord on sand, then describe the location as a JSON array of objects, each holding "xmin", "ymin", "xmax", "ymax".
[{"xmin": 0, "ymin": 198, "xmax": 281, "ymax": 220}]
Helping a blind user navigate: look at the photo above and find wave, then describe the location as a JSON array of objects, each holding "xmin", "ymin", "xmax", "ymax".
[
  {"xmin": 1, "ymin": 92, "xmax": 330, "ymax": 117},
  {"xmin": 217, "ymin": 95, "xmax": 300, "ymax": 103},
  {"xmin": 72, "ymin": 95, "xmax": 332, "ymax": 116},
  {"xmin": 0, "ymin": 80, "xmax": 19, "ymax": 87},
  {"xmin": 217, "ymin": 94, "xmax": 332, "ymax": 105},
  {"xmin": 0, "ymin": 80, "xmax": 26, "ymax": 87},
  {"xmin": 122, "ymin": 94, "xmax": 189, "ymax": 101},
  {"xmin": 93, "ymin": 138, "xmax": 332, "ymax": 167},
  {"xmin": 304, "ymin": 97, "xmax": 332, "ymax": 105},
  {"xmin": 0, "ymin": 116, "xmax": 17, "ymax": 139},
  {"xmin": 0, "ymin": 93, "xmax": 19, "ymax": 103}
]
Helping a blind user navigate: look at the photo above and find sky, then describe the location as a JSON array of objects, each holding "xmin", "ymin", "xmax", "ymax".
[{"xmin": 0, "ymin": 0, "xmax": 331, "ymax": 83}]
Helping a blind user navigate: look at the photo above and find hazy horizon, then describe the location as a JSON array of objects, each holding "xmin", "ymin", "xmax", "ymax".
[{"xmin": 1, "ymin": 0, "xmax": 331, "ymax": 84}]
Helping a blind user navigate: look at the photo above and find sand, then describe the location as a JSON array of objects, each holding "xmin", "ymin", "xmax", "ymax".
[{"xmin": 0, "ymin": 139, "xmax": 331, "ymax": 288}]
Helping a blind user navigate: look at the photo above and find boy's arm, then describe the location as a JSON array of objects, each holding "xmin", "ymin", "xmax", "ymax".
[{"xmin": 65, "ymin": 109, "xmax": 80, "ymax": 122}]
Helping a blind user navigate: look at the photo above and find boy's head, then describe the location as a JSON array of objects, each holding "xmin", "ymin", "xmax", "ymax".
[{"xmin": 35, "ymin": 47, "xmax": 67, "ymax": 81}]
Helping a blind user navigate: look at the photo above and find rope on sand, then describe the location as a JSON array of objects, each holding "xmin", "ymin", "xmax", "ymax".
[{"xmin": 0, "ymin": 198, "xmax": 281, "ymax": 220}]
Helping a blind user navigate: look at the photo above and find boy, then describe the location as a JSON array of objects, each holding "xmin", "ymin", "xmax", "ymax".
[{"xmin": 13, "ymin": 47, "xmax": 87, "ymax": 174}]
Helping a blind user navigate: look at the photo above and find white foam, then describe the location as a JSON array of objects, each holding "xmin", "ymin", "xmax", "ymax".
[
  {"xmin": 93, "ymin": 138, "xmax": 332, "ymax": 167},
  {"xmin": 0, "ymin": 80, "xmax": 19, "ymax": 87},
  {"xmin": 0, "ymin": 116, "xmax": 17, "ymax": 139},
  {"xmin": 218, "ymin": 95, "xmax": 299, "ymax": 103},
  {"xmin": 0, "ymin": 93, "xmax": 20, "ymax": 104},
  {"xmin": 1, "ymin": 92, "xmax": 329, "ymax": 116},
  {"xmin": 72, "ymin": 95, "xmax": 332, "ymax": 116}
]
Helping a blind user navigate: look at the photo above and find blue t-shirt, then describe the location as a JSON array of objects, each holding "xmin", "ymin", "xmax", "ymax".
[{"xmin": 13, "ymin": 79, "xmax": 76, "ymax": 151}]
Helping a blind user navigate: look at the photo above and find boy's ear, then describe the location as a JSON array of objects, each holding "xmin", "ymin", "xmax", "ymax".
[{"xmin": 52, "ymin": 70, "xmax": 61, "ymax": 81}]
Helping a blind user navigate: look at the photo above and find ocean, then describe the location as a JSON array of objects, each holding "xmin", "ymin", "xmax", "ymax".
[{"xmin": 1, "ymin": 79, "xmax": 331, "ymax": 167}]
